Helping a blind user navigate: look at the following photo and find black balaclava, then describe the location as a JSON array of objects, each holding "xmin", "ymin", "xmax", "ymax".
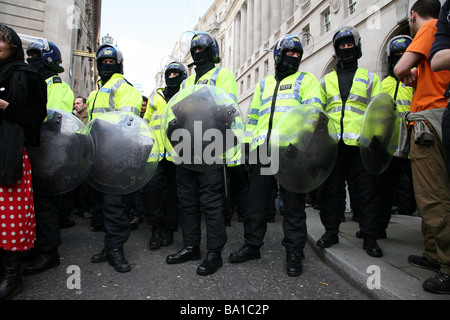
[
  {"xmin": 193, "ymin": 48, "xmax": 215, "ymax": 83},
  {"xmin": 164, "ymin": 70, "xmax": 183, "ymax": 101},
  {"xmin": 99, "ymin": 61, "xmax": 121, "ymax": 83},
  {"xmin": 26, "ymin": 51, "xmax": 57, "ymax": 79},
  {"xmin": 388, "ymin": 53, "xmax": 403, "ymax": 77},
  {"xmin": 336, "ymin": 37, "xmax": 358, "ymax": 71},
  {"xmin": 276, "ymin": 52, "xmax": 301, "ymax": 80}
]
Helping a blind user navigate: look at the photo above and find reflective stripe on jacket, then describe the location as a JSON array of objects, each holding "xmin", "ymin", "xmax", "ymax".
[
  {"xmin": 46, "ymin": 76, "xmax": 74, "ymax": 113},
  {"xmin": 382, "ymin": 75, "xmax": 413, "ymax": 117},
  {"xmin": 321, "ymin": 68, "xmax": 381, "ymax": 146},
  {"xmin": 245, "ymin": 71, "xmax": 324, "ymax": 151},
  {"xmin": 143, "ymin": 88, "xmax": 173, "ymax": 161},
  {"xmin": 88, "ymin": 73, "xmax": 143, "ymax": 120}
]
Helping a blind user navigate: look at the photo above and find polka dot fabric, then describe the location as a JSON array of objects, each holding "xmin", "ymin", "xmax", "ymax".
[{"xmin": 0, "ymin": 150, "xmax": 36, "ymax": 252}]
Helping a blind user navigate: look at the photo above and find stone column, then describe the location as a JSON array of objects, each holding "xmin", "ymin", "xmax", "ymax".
[
  {"xmin": 247, "ymin": 0, "xmax": 254, "ymax": 57},
  {"xmin": 254, "ymin": 0, "xmax": 262, "ymax": 51},
  {"xmin": 272, "ymin": 0, "xmax": 281, "ymax": 33},
  {"xmin": 234, "ymin": 13, "xmax": 241, "ymax": 71},
  {"xmin": 240, "ymin": 3, "xmax": 247, "ymax": 66},
  {"xmin": 261, "ymin": 0, "xmax": 270, "ymax": 44}
]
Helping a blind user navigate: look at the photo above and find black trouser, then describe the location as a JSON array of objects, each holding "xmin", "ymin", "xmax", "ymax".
[
  {"xmin": 244, "ymin": 163, "xmax": 307, "ymax": 257},
  {"xmin": 33, "ymin": 194, "xmax": 60, "ymax": 253},
  {"xmin": 378, "ymin": 157, "xmax": 416, "ymax": 229},
  {"xmin": 176, "ymin": 165, "xmax": 226, "ymax": 252},
  {"xmin": 102, "ymin": 193, "xmax": 132, "ymax": 249},
  {"xmin": 319, "ymin": 141, "xmax": 381, "ymax": 238},
  {"xmin": 143, "ymin": 158, "xmax": 179, "ymax": 231},
  {"xmin": 224, "ymin": 165, "xmax": 249, "ymax": 222}
]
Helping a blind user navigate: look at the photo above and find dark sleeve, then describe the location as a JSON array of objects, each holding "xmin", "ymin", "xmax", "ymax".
[
  {"xmin": 3, "ymin": 70, "xmax": 47, "ymax": 132},
  {"xmin": 430, "ymin": 0, "xmax": 450, "ymax": 60}
]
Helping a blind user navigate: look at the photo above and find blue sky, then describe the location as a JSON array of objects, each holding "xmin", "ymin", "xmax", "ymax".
[{"xmin": 101, "ymin": 0, "xmax": 215, "ymax": 96}]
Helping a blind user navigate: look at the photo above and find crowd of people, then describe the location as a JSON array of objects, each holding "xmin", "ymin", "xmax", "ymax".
[{"xmin": 1, "ymin": 0, "xmax": 450, "ymax": 300}]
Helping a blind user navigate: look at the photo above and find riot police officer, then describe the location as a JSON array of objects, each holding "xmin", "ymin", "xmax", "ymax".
[
  {"xmin": 143, "ymin": 61, "xmax": 187, "ymax": 250},
  {"xmin": 22, "ymin": 39, "xmax": 75, "ymax": 276},
  {"xmin": 317, "ymin": 26, "xmax": 384, "ymax": 257},
  {"xmin": 166, "ymin": 32, "xmax": 237, "ymax": 276},
  {"xmin": 228, "ymin": 34, "xmax": 324, "ymax": 277},
  {"xmin": 88, "ymin": 44, "xmax": 143, "ymax": 273},
  {"xmin": 377, "ymin": 35, "xmax": 416, "ymax": 235}
]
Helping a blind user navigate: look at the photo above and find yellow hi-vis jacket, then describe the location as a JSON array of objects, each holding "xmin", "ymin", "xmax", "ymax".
[
  {"xmin": 245, "ymin": 71, "xmax": 325, "ymax": 152},
  {"xmin": 87, "ymin": 73, "xmax": 143, "ymax": 120},
  {"xmin": 143, "ymin": 88, "xmax": 173, "ymax": 161},
  {"xmin": 382, "ymin": 75, "xmax": 413, "ymax": 157},
  {"xmin": 382, "ymin": 75, "xmax": 413, "ymax": 117},
  {"xmin": 45, "ymin": 75, "xmax": 74, "ymax": 113},
  {"xmin": 321, "ymin": 68, "xmax": 382, "ymax": 147},
  {"xmin": 181, "ymin": 66, "xmax": 240, "ymax": 166}
]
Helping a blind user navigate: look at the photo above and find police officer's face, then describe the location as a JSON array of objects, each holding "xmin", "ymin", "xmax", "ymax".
[
  {"xmin": 168, "ymin": 72, "xmax": 180, "ymax": 78},
  {"xmin": 195, "ymin": 47, "xmax": 206, "ymax": 53},
  {"xmin": 0, "ymin": 34, "xmax": 12, "ymax": 61},
  {"xmin": 339, "ymin": 42, "xmax": 355, "ymax": 49},
  {"xmin": 285, "ymin": 50, "xmax": 301, "ymax": 58},
  {"xmin": 102, "ymin": 58, "xmax": 117, "ymax": 64}
]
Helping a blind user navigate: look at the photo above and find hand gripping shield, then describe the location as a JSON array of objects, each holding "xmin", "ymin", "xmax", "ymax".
[
  {"xmin": 27, "ymin": 109, "xmax": 94, "ymax": 195},
  {"xmin": 268, "ymin": 105, "xmax": 338, "ymax": 193},
  {"xmin": 161, "ymin": 85, "xmax": 245, "ymax": 171},
  {"xmin": 360, "ymin": 92, "xmax": 398, "ymax": 175},
  {"xmin": 86, "ymin": 112, "xmax": 159, "ymax": 195}
]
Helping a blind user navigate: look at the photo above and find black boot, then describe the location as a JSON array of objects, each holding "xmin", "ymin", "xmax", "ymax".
[
  {"xmin": 229, "ymin": 244, "xmax": 261, "ymax": 263},
  {"xmin": 108, "ymin": 248, "xmax": 131, "ymax": 273},
  {"xmin": 197, "ymin": 252, "xmax": 223, "ymax": 275},
  {"xmin": 363, "ymin": 238, "xmax": 383, "ymax": 257},
  {"xmin": 286, "ymin": 252, "xmax": 303, "ymax": 277},
  {"xmin": 149, "ymin": 226, "xmax": 163, "ymax": 250},
  {"xmin": 0, "ymin": 250, "xmax": 23, "ymax": 300},
  {"xmin": 91, "ymin": 246, "xmax": 110, "ymax": 263},
  {"xmin": 22, "ymin": 250, "xmax": 60, "ymax": 276},
  {"xmin": 161, "ymin": 230, "xmax": 174, "ymax": 247},
  {"xmin": 166, "ymin": 246, "xmax": 201, "ymax": 264},
  {"xmin": 316, "ymin": 233, "xmax": 339, "ymax": 248}
]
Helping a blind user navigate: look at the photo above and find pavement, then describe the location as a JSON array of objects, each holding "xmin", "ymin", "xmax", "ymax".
[{"xmin": 305, "ymin": 206, "xmax": 450, "ymax": 300}]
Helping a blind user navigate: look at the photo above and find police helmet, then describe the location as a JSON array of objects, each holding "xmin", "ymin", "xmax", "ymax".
[
  {"xmin": 273, "ymin": 34, "xmax": 304, "ymax": 67},
  {"xmin": 26, "ymin": 39, "xmax": 64, "ymax": 73},
  {"xmin": 332, "ymin": 26, "xmax": 362, "ymax": 60},
  {"xmin": 165, "ymin": 61, "xmax": 188, "ymax": 81},
  {"xmin": 190, "ymin": 32, "xmax": 221, "ymax": 64},
  {"xmin": 386, "ymin": 35, "xmax": 412, "ymax": 59},
  {"xmin": 95, "ymin": 44, "xmax": 124, "ymax": 76}
]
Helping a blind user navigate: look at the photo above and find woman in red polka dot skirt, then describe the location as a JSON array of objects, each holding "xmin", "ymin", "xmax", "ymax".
[{"xmin": 0, "ymin": 25, "xmax": 47, "ymax": 299}]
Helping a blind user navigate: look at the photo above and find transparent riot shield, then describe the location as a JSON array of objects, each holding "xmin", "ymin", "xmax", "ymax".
[
  {"xmin": 86, "ymin": 112, "xmax": 159, "ymax": 195},
  {"xmin": 161, "ymin": 85, "xmax": 245, "ymax": 171},
  {"xmin": 360, "ymin": 92, "xmax": 398, "ymax": 175},
  {"xmin": 268, "ymin": 105, "xmax": 338, "ymax": 193},
  {"xmin": 27, "ymin": 109, "xmax": 94, "ymax": 196}
]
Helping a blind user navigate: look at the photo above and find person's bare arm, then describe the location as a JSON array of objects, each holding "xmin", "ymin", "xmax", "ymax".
[
  {"xmin": 431, "ymin": 49, "xmax": 450, "ymax": 71},
  {"xmin": 394, "ymin": 51, "xmax": 423, "ymax": 87}
]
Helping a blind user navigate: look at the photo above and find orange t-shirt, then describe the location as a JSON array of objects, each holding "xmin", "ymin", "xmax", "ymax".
[{"xmin": 407, "ymin": 19, "xmax": 450, "ymax": 113}]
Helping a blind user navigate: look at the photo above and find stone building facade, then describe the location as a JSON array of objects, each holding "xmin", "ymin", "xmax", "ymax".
[
  {"xmin": 167, "ymin": 0, "xmax": 443, "ymax": 116},
  {"xmin": 0, "ymin": 0, "xmax": 101, "ymax": 98}
]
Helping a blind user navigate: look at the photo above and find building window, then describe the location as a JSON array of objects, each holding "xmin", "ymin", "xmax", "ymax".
[
  {"xmin": 255, "ymin": 67, "xmax": 260, "ymax": 83},
  {"xmin": 321, "ymin": 8, "xmax": 331, "ymax": 34},
  {"xmin": 349, "ymin": 0, "xmax": 356, "ymax": 15},
  {"xmin": 302, "ymin": 24, "xmax": 311, "ymax": 46},
  {"xmin": 264, "ymin": 59, "xmax": 269, "ymax": 76},
  {"xmin": 247, "ymin": 74, "xmax": 251, "ymax": 89}
]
